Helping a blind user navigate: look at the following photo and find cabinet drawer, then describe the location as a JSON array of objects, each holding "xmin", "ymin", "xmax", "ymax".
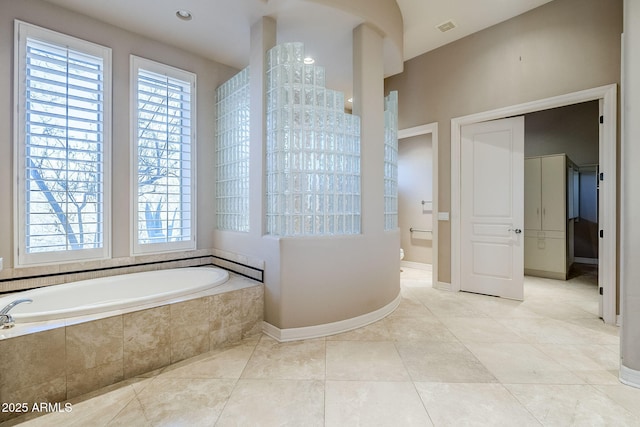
[{"xmin": 524, "ymin": 236, "xmax": 566, "ymax": 274}]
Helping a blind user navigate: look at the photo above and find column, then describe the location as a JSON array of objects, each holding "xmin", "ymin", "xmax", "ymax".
[
  {"xmin": 249, "ymin": 17, "xmax": 276, "ymax": 236},
  {"xmin": 621, "ymin": 0, "xmax": 640, "ymax": 388},
  {"xmin": 352, "ymin": 23, "xmax": 385, "ymax": 235}
]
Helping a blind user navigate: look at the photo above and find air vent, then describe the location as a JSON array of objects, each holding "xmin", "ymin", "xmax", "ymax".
[{"xmin": 436, "ymin": 20, "xmax": 456, "ymax": 33}]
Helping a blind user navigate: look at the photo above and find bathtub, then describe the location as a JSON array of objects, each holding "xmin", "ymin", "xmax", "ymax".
[{"xmin": 0, "ymin": 266, "xmax": 229, "ymax": 323}]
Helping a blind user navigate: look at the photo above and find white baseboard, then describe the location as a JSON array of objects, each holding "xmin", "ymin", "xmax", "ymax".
[
  {"xmin": 574, "ymin": 257, "xmax": 599, "ymax": 265},
  {"xmin": 401, "ymin": 261, "xmax": 432, "ymax": 271},
  {"xmin": 620, "ymin": 364, "xmax": 640, "ymax": 389},
  {"xmin": 262, "ymin": 292, "xmax": 402, "ymax": 342},
  {"xmin": 434, "ymin": 281, "xmax": 452, "ymax": 292}
]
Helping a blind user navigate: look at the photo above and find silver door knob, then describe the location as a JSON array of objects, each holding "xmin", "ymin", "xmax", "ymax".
[{"xmin": 508, "ymin": 228, "xmax": 522, "ymax": 234}]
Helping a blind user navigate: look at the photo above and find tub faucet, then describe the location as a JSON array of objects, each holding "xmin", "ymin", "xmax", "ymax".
[{"xmin": 0, "ymin": 298, "xmax": 32, "ymax": 329}]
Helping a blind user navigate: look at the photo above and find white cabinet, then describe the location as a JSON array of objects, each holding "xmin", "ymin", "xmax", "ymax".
[{"xmin": 524, "ymin": 154, "xmax": 574, "ymax": 279}]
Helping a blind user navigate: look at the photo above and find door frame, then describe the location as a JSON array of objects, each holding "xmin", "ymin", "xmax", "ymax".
[
  {"xmin": 451, "ymin": 84, "xmax": 617, "ymax": 325},
  {"xmin": 398, "ymin": 122, "xmax": 440, "ymax": 288}
]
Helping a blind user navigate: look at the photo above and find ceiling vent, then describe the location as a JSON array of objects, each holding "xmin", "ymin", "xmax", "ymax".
[{"xmin": 436, "ymin": 20, "xmax": 456, "ymax": 33}]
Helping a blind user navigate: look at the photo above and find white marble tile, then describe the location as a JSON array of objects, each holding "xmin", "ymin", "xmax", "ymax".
[
  {"xmin": 415, "ymin": 382, "xmax": 541, "ymax": 426},
  {"xmin": 325, "ymin": 381, "xmax": 433, "ymax": 426}
]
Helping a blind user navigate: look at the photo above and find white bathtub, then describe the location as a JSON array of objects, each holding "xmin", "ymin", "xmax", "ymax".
[{"xmin": 0, "ymin": 267, "xmax": 229, "ymax": 323}]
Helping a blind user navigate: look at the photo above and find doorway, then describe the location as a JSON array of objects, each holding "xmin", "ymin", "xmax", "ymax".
[
  {"xmin": 398, "ymin": 123, "xmax": 439, "ymax": 287},
  {"xmin": 451, "ymin": 84, "xmax": 617, "ymax": 325}
]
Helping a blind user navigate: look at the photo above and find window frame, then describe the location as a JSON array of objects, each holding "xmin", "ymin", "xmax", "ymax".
[
  {"xmin": 13, "ymin": 20, "xmax": 112, "ymax": 267},
  {"xmin": 130, "ymin": 55, "xmax": 197, "ymax": 255}
]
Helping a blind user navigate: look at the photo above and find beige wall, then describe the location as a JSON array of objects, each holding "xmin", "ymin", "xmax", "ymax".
[
  {"xmin": 525, "ymin": 101, "xmax": 599, "ymax": 166},
  {"xmin": 385, "ymin": 0, "xmax": 623, "ymax": 283},
  {"xmin": 0, "ymin": 0, "xmax": 238, "ymax": 268}
]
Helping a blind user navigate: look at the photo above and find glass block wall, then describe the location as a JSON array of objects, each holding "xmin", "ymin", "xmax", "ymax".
[
  {"xmin": 265, "ymin": 42, "xmax": 361, "ymax": 236},
  {"xmin": 216, "ymin": 67, "xmax": 250, "ymax": 232},
  {"xmin": 384, "ymin": 91, "xmax": 399, "ymax": 231}
]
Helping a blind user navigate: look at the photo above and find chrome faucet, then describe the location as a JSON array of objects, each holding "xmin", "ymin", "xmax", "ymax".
[{"xmin": 0, "ymin": 298, "xmax": 33, "ymax": 329}]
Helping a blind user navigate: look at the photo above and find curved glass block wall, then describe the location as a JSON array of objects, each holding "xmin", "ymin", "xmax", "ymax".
[
  {"xmin": 265, "ymin": 42, "xmax": 361, "ymax": 236},
  {"xmin": 384, "ymin": 91, "xmax": 399, "ymax": 231},
  {"xmin": 216, "ymin": 67, "xmax": 250, "ymax": 232}
]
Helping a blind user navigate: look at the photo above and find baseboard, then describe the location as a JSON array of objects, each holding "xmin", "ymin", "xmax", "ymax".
[
  {"xmin": 620, "ymin": 364, "xmax": 640, "ymax": 389},
  {"xmin": 524, "ymin": 268, "xmax": 566, "ymax": 280},
  {"xmin": 400, "ymin": 261, "xmax": 432, "ymax": 271},
  {"xmin": 574, "ymin": 257, "xmax": 599, "ymax": 265},
  {"xmin": 262, "ymin": 292, "xmax": 402, "ymax": 342},
  {"xmin": 434, "ymin": 281, "xmax": 452, "ymax": 291}
]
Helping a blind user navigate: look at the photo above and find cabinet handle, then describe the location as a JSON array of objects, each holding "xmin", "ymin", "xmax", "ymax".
[{"xmin": 508, "ymin": 228, "xmax": 522, "ymax": 234}]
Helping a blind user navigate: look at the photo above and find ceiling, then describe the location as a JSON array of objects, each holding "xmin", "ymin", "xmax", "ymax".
[{"xmin": 42, "ymin": 0, "xmax": 554, "ymax": 98}]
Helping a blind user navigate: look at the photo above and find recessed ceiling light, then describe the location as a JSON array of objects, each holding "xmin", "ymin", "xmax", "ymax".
[
  {"xmin": 303, "ymin": 57, "xmax": 315, "ymax": 65},
  {"xmin": 176, "ymin": 10, "xmax": 193, "ymax": 21},
  {"xmin": 436, "ymin": 20, "xmax": 456, "ymax": 33}
]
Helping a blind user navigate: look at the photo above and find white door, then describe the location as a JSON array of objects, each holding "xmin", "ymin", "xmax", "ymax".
[{"xmin": 461, "ymin": 117, "xmax": 524, "ymax": 300}]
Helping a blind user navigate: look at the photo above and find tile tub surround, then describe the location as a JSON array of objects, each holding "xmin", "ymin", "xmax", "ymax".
[
  {"xmin": 0, "ymin": 275, "xmax": 263, "ymax": 423},
  {"xmin": 0, "ymin": 248, "xmax": 265, "ymax": 294}
]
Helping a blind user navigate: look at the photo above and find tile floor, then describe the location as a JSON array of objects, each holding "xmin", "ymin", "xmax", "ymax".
[{"xmin": 5, "ymin": 267, "xmax": 640, "ymax": 426}]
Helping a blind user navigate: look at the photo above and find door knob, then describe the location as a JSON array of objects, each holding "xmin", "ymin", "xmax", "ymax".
[{"xmin": 508, "ymin": 228, "xmax": 522, "ymax": 234}]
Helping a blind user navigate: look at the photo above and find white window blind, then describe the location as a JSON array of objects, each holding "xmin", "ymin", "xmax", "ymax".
[
  {"xmin": 132, "ymin": 56, "xmax": 195, "ymax": 253},
  {"xmin": 15, "ymin": 21, "xmax": 112, "ymax": 266}
]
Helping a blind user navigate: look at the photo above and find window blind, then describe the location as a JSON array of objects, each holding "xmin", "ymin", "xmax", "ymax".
[
  {"xmin": 135, "ymin": 67, "xmax": 193, "ymax": 246},
  {"xmin": 24, "ymin": 37, "xmax": 105, "ymax": 253}
]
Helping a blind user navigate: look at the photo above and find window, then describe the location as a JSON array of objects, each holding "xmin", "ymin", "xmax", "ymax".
[
  {"xmin": 131, "ymin": 56, "xmax": 196, "ymax": 254},
  {"xmin": 14, "ymin": 21, "xmax": 112, "ymax": 266}
]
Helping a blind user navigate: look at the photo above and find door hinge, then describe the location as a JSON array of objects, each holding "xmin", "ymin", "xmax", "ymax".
[
  {"xmin": 599, "ymin": 172, "xmax": 604, "ymax": 181},
  {"xmin": 599, "ymin": 287, "xmax": 603, "ymax": 295},
  {"xmin": 599, "ymin": 230, "xmax": 604, "ymax": 238},
  {"xmin": 599, "ymin": 115, "xmax": 604, "ymax": 124}
]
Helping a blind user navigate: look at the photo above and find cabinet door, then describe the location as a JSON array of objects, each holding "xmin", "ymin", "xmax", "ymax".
[
  {"xmin": 524, "ymin": 158, "xmax": 542, "ymax": 230},
  {"xmin": 541, "ymin": 155, "xmax": 566, "ymax": 231}
]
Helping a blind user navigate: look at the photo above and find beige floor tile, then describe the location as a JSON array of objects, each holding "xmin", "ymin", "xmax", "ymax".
[
  {"xmin": 572, "ymin": 370, "xmax": 621, "ymax": 385},
  {"xmin": 241, "ymin": 336, "xmax": 325, "ymax": 380},
  {"xmin": 496, "ymin": 317, "xmax": 609, "ymax": 345},
  {"xmin": 135, "ymin": 378, "xmax": 235, "ymax": 426},
  {"xmin": 326, "ymin": 341, "xmax": 410, "ymax": 381},
  {"xmin": 396, "ymin": 341, "xmax": 497, "ymax": 383},
  {"xmin": 534, "ymin": 343, "xmax": 620, "ymax": 371},
  {"xmin": 216, "ymin": 379, "xmax": 324, "ymax": 427},
  {"xmin": 325, "ymin": 380, "xmax": 433, "ymax": 426},
  {"xmin": 386, "ymin": 297, "xmax": 435, "ymax": 319},
  {"xmin": 326, "ymin": 320, "xmax": 391, "ymax": 341},
  {"xmin": 466, "ymin": 342, "xmax": 585, "ymax": 384},
  {"xmin": 439, "ymin": 316, "xmax": 526, "ymax": 343},
  {"xmin": 506, "ymin": 384, "xmax": 639, "ymax": 426},
  {"xmin": 158, "ymin": 342, "xmax": 256, "ymax": 379},
  {"xmin": 10, "ymin": 380, "xmax": 140, "ymax": 427},
  {"xmin": 107, "ymin": 397, "xmax": 151, "ymax": 426},
  {"xmin": 415, "ymin": 382, "xmax": 541, "ymax": 427},
  {"xmin": 594, "ymin": 384, "xmax": 640, "ymax": 419},
  {"xmin": 419, "ymin": 294, "xmax": 492, "ymax": 319},
  {"xmin": 385, "ymin": 315, "xmax": 459, "ymax": 343}
]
